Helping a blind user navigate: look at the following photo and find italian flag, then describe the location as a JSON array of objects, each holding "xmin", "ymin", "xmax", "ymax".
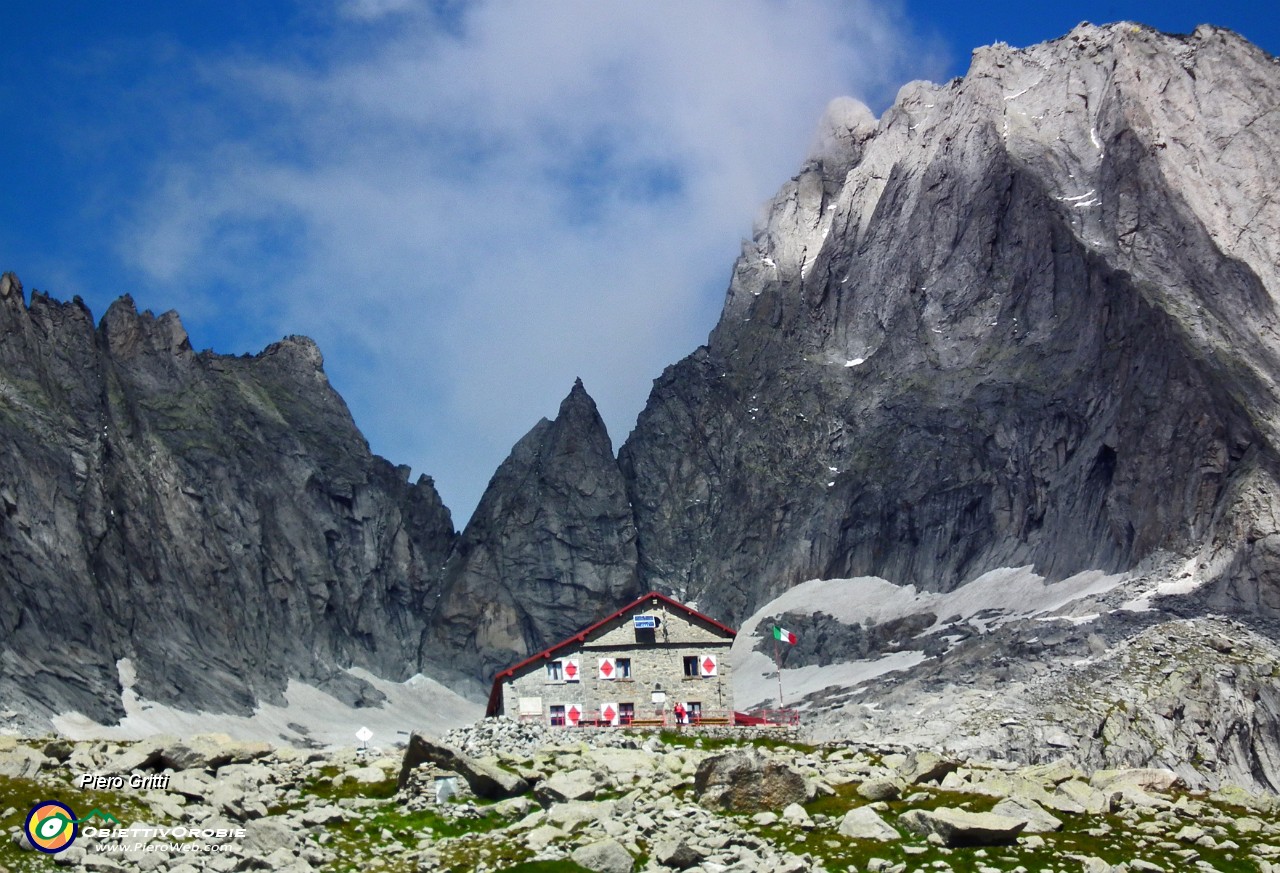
[{"xmin": 773, "ymin": 626, "xmax": 797, "ymax": 645}]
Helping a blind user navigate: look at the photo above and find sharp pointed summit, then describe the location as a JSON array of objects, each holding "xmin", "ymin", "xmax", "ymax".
[{"xmin": 426, "ymin": 378, "xmax": 640, "ymax": 691}]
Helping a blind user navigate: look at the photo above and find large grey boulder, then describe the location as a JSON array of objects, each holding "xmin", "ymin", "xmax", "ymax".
[
  {"xmin": 534, "ymin": 768, "xmax": 600, "ymax": 805},
  {"xmin": 1090, "ymin": 769, "xmax": 1182, "ymax": 793},
  {"xmin": 898, "ymin": 751, "xmax": 960, "ymax": 786},
  {"xmin": 653, "ymin": 838, "xmax": 704, "ymax": 870},
  {"xmin": 838, "ymin": 807, "xmax": 900, "ymax": 841},
  {"xmin": 242, "ymin": 816, "xmax": 300, "ymax": 856},
  {"xmin": 0, "ymin": 744, "xmax": 46, "ymax": 779},
  {"xmin": 397, "ymin": 732, "xmax": 529, "ymax": 799},
  {"xmin": 570, "ymin": 838, "xmax": 634, "ymax": 873},
  {"xmin": 899, "ymin": 807, "xmax": 1027, "ymax": 847},
  {"xmin": 991, "ymin": 796, "xmax": 1064, "ymax": 833},
  {"xmin": 857, "ymin": 778, "xmax": 902, "ymax": 802},
  {"xmin": 693, "ymin": 749, "xmax": 808, "ymax": 812}
]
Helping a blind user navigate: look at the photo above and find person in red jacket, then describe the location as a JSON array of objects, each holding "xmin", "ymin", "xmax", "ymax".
[{"xmin": 673, "ymin": 702, "xmax": 686, "ymax": 727}]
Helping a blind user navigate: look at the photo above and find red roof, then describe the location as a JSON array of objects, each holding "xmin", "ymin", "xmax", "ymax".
[{"xmin": 484, "ymin": 590, "xmax": 736, "ymax": 716}]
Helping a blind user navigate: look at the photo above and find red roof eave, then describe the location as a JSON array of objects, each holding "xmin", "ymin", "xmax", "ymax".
[{"xmin": 483, "ymin": 590, "xmax": 736, "ymax": 716}]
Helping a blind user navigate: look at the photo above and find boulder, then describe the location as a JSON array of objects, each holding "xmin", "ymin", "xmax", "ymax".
[
  {"xmin": 397, "ymin": 732, "xmax": 529, "ymax": 799},
  {"xmin": 241, "ymin": 816, "xmax": 299, "ymax": 856},
  {"xmin": 570, "ymin": 838, "xmax": 634, "ymax": 873},
  {"xmin": 0, "ymin": 745, "xmax": 46, "ymax": 779},
  {"xmin": 546, "ymin": 800, "xmax": 616, "ymax": 831},
  {"xmin": 343, "ymin": 766, "xmax": 387, "ymax": 784},
  {"xmin": 991, "ymin": 796, "xmax": 1064, "ymax": 833},
  {"xmin": 653, "ymin": 837, "xmax": 704, "ymax": 869},
  {"xmin": 534, "ymin": 768, "xmax": 600, "ymax": 805},
  {"xmin": 693, "ymin": 749, "xmax": 807, "ymax": 812},
  {"xmin": 300, "ymin": 805, "xmax": 348, "ymax": 826},
  {"xmin": 168, "ymin": 770, "xmax": 216, "ymax": 802},
  {"xmin": 898, "ymin": 751, "xmax": 959, "ymax": 785},
  {"xmin": 899, "ymin": 807, "xmax": 1027, "ymax": 847},
  {"xmin": 781, "ymin": 802, "xmax": 814, "ymax": 829},
  {"xmin": 525, "ymin": 825, "xmax": 566, "ymax": 852},
  {"xmin": 838, "ymin": 807, "xmax": 900, "ymax": 841},
  {"xmin": 1019, "ymin": 758, "xmax": 1082, "ymax": 787},
  {"xmin": 1089, "ymin": 768, "xmax": 1181, "ymax": 793},
  {"xmin": 1056, "ymin": 779, "xmax": 1109, "ymax": 814},
  {"xmin": 857, "ymin": 778, "xmax": 902, "ymax": 802}
]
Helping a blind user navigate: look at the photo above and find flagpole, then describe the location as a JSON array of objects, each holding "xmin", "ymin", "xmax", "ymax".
[{"xmin": 773, "ymin": 633, "xmax": 785, "ymax": 710}]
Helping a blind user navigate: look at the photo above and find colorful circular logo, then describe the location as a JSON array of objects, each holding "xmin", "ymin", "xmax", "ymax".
[{"xmin": 24, "ymin": 801, "xmax": 78, "ymax": 854}]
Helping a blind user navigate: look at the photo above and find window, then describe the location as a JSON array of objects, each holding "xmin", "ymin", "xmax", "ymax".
[
  {"xmin": 547, "ymin": 661, "xmax": 563, "ymax": 681},
  {"xmin": 620, "ymin": 702, "xmax": 635, "ymax": 725},
  {"xmin": 683, "ymin": 656, "xmax": 700, "ymax": 678},
  {"xmin": 616, "ymin": 658, "xmax": 632, "ymax": 679},
  {"xmin": 687, "ymin": 701, "xmax": 702, "ymax": 723},
  {"xmin": 549, "ymin": 705, "xmax": 566, "ymax": 727}
]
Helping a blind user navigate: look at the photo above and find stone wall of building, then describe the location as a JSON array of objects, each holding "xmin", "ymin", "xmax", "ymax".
[{"xmin": 497, "ymin": 600, "xmax": 735, "ymax": 725}]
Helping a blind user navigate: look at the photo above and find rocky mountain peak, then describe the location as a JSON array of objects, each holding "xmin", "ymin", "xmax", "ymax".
[
  {"xmin": 623, "ymin": 21, "xmax": 1280, "ymax": 626},
  {"xmin": 427, "ymin": 378, "xmax": 639, "ymax": 691},
  {"xmin": 0, "ymin": 271, "xmax": 21, "ymax": 303},
  {"xmin": 261, "ymin": 334, "xmax": 326, "ymax": 372},
  {"xmin": 100, "ymin": 294, "xmax": 193, "ymax": 360}
]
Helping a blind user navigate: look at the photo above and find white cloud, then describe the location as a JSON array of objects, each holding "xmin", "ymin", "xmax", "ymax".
[
  {"xmin": 337, "ymin": 0, "xmax": 419, "ymax": 21},
  {"xmin": 117, "ymin": 0, "xmax": 943, "ymax": 523}
]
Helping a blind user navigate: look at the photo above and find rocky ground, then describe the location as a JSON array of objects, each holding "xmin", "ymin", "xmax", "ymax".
[
  {"xmin": 2, "ymin": 720, "xmax": 1279, "ymax": 873},
  {"xmin": 737, "ymin": 562, "xmax": 1280, "ymax": 797}
]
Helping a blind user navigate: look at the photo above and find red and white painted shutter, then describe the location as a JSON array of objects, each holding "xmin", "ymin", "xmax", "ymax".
[
  {"xmin": 565, "ymin": 703, "xmax": 583, "ymax": 727},
  {"xmin": 598, "ymin": 657, "xmax": 616, "ymax": 680},
  {"xmin": 699, "ymin": 654, "xmax": 718, "ymax": 677},
  {"xmin": 564, "ymin": 658, "xmax": 580, "ymax": 682},
  {"xmin": 600, "ymin": 702, "xmax": 619, "ymax": 726}
]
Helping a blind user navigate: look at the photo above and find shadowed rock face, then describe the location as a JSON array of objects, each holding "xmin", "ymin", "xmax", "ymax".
[
  {"xmin": 0, "ymin": 278, "xmax": 457, "ymax": 721},
  {"xmin": 426, "ymin": 379, "xmax": 641, "ymax": 691},
  {"xmin": 619, "ymin": 23, "xmax": 1280, "ymax": 626}
]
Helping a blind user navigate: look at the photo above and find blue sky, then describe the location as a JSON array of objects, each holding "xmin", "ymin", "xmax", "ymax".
[{"xmin": 1, "ymin": 1, "xmax": 1276, "ymax": 526}]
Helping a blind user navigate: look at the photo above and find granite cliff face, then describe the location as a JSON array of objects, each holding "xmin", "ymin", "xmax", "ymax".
[
  {"xmin": 0, "ymin": 274, "xmax": 456, "ymax": 722},
  {"xmin": 620, "ymin": 23, "xmax": 1280, "ymax": 627},
  {"xmin": 427, "ymin": 379, "xmax": 640, "ymax": 692}
]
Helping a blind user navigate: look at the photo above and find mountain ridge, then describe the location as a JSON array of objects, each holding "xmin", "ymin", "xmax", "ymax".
[
  {"xmin": 0, "ymin": 273, "xmax": 457, "ymax": 723},
  {"xmin": 4, "ymin": 21, "xmax": 1280, "ymax": 741},
  {"xmin": 619, "ymin": 20, "xmax": 1280, "ymax": 627}
]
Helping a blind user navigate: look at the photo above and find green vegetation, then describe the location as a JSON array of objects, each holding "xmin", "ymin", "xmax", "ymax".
[
  {"xmin": 745, "ymin": 780, "xmax": 1266, "ymax": 873},
  {"xmin": 4, "ymin": 734, "xmax": 1276, "ymax": 873},
  {"xmin": 655, "ymin": 729, "xmax": 817, "ymax": 755},
  {"xmin": 304, "ymin": 765, "xmax": 399, "ymax": 802},
  {"xmin": 0, "ymin": 766, "xmax": 154, "ymax": 873},
  {"xmin": 317, "ymin": 800, "xmax": 512, "ymax": 873}
]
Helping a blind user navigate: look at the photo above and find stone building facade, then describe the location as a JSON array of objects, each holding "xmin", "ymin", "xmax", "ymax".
[{"xmin": 485, "ymin": 591, "xmax": 736, "ymax": 727}]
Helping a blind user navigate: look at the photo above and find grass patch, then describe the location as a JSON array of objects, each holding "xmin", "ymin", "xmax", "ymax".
[
  {"xmin": 316, "ymin": 790, "xmax": 515, "ymax": 873},
  {"xmin": 304, "ymin": 765, "xmax": 398, "ymax": 801},
  {"xmin": 0, "ymin": 769, "xmax": 157, "ymax": 873},
  {"xmin": 655, "ymin": 730, "xmax": 816, "ymax": 755}
]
